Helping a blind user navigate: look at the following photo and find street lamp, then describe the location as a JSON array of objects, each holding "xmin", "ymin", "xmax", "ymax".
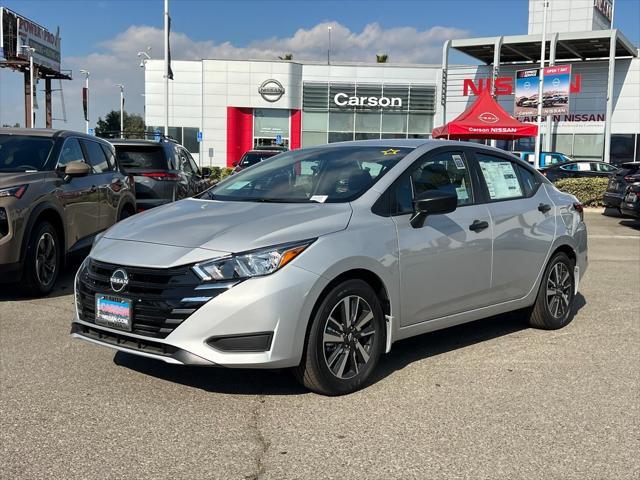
[
  {"xmin": 115, "ymin": 84, "xmax": 125, "ymax": 138},
  {"xmin": 79, "ymin": 69, "xmax": 90, "ymax": 134},
  {"xmin": 327, "ymin": 26, "xmax": 332, "ymax": 65},
  {"xmin": 137, "ymin": 47, "xmax": 151, "ymax": 68},
  {"xmin": 21, "ymin": 46, "xmax": 36, "ymax": 128}
]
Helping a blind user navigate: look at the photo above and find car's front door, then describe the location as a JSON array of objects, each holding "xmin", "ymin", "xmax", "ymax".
[
  {"xmin": 473, "ymin": 151, "xmax": 555, "ymax": 303},
  {"xmin": 55, "ymin": 137, "xmax": 99, "ymax": 249},
  {"xmin": 391, "ymin": 149, "xmax": 493, "ymax": 326}
]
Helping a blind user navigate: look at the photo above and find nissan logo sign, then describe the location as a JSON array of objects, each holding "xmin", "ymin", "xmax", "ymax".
[
  {"xmin": 258, "ymin": 79, "xmax": 285, "ymax": 102},
  {"xmin": 478, "ymin": 112, "xmax": 499, "ymax": 124},
  {"xmin": 110, "ymin": 269, "xmax": 129, "ymax": 293}
]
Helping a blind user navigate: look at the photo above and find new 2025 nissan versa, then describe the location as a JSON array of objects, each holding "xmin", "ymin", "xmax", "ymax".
[{"xmin": 72, "ymin": 140, "xmax": 587, "ymax": 395}]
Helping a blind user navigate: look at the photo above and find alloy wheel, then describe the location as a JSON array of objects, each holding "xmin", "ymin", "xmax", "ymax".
[
  {"xmin": 322, "ymin": 295, "xmax": 376, "ymax": 380},
  {"xmin": 546, "ymin": 262, "xmax": 572, "ymax": 320},
  {"xmin": 35, "ymin": 232, "xmax": 57, "ymax": 287}
]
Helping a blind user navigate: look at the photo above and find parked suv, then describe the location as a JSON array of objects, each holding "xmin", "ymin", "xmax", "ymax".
[
  {"xmin": 232, "ymin": 149, "xmax": 282, "ymax": 173},
  {"xmin": 0, "ymin": 128, "xmax": 135, "ymax": 295},
  {"xmin": 110, "ymin": 138, "xmax": 210, "ymax": 211},
  {"xmin": 603, "ymin": 162, "xmax": 640, "ymax": 213},
  {"xmin": 72, "ymin": 140, "xmax": 587, "ymax": 395}
]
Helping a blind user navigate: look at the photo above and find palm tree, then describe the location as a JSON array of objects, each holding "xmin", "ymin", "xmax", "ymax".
[
  {"xmin": 278, "ymin": 53, "xmax": 294, "ymax": 61},
  {"xmin": 376, "ymin": 54, "xmax": 389, "ymax": 63}
]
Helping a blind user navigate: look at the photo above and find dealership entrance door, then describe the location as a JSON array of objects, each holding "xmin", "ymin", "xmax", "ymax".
[{"xmin": 254, "ymin": 108, "xmax": 290, "ymax": 148}]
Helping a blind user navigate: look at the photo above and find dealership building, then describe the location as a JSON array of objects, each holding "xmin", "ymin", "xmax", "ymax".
[{"xmin": 144, "ymin": 0, "xmax": 639, "ymax": 167}]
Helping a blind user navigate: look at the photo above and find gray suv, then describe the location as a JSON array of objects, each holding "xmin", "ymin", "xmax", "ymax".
[
  {"xmin": 72, "ymin": 140, "xmax": 587, "ymax": 395},
  {"xmin": 110, "ymin": 138, "xmax": 210, "ymax": 211},
  {"xmin": 0, "ymin": 129, "xmax": 136, "ymax": 295}
]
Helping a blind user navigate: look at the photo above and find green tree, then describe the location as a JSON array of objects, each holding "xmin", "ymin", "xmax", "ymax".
[
  {"xmin": 95, "ymin": 111, "xmax": 146, "ymax": 139},
  {"xmin": 376, "ymin": 53, "xmax": 389, "ymax": 63},
  {"xmin": 278, "ymin": 53, "xmax": 293, "ymax": 60}
]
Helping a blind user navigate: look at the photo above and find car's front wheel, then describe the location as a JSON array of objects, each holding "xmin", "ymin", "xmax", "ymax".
[
  {"xmin": 528, "ymin": 252, "xmax": 575, "ymax": 330},
  {"xmin": 294, "ymin": 279, "xmax": 385, "ymax": 395},
  {"xmin": 23, "ymin": 221, "xmax": 61, "ymax": 296}
]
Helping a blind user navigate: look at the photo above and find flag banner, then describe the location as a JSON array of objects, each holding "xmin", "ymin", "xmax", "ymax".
[
  {"xmin": 167, "ymin": 15, "xmax": 174, "ymax": 80},
  {"xmin": 82, "ymin": 87, "xmax": 88, "ymax": 121}
]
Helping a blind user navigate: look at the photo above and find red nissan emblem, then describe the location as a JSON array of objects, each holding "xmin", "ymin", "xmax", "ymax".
[{"xmin": 479, "ymin": 112, "xmax": 499, "ymax": 123}]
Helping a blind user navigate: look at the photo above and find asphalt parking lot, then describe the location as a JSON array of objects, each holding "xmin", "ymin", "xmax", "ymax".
[{"xmin": 1, "ymin": 210, "xmax": 638, "ymax": 480}]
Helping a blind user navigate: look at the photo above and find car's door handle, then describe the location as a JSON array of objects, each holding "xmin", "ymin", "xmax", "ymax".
[
  {"xmin": 538, "ymin": 203, "xmax": 552, "ymax": 213},
  {"xmin": 469, "ymin": 220, "xmax": 489, "ymax": 232}
]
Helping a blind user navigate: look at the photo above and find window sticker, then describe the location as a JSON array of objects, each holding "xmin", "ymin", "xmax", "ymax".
[
  {"xmin": 310, "ymin": 195, "xmax": 328, "ymax": 203},
  {"xmin": 479, "ymin": 161, "xmax": 523, "ymax": 199},
  {"xmin": 226, "ymin": 181, "xmax": 250, "ymax": 190},
  {"xmin": 456, "ymin": 186, "xmax": 469, "ymax": 200},
  {"xmin": 381, "ymin": 148, "xmax": 400, "ymax": 156},
  {"xmin": 452, "ymin": 154, "xmax": 466, "ymax": 169}
]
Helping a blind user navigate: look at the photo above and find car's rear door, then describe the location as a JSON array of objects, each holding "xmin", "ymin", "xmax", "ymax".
[
  {"xmin": 472, "ymin": 150, "xmax": 555, "ymax": 303},
  {"xmin": 54, "ymin": 137, "xmax": 99, "ymax": 249},
  {"xmin": 80, "ymin": 138, "xmax": 120, "ymax": 230},
  {"xmin": 391, "ymin": 148, "xmax": 493, "ymax": 325}
]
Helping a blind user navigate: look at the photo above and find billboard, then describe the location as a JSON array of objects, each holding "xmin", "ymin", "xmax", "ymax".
[
  {"xmin": 0, "ymin": 7, "xmax": 61, "ymax": 73},
  {"xmin": 514, "ymin": 65, "xmax": 571, "ymax": 117}
]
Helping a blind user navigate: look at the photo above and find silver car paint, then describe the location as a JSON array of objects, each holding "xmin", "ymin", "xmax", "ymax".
[{"xmin": 73, "ymin": 140, "xmax": 588, "ymax": 369}]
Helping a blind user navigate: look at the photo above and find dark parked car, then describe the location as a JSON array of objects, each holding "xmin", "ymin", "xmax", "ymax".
[
  {"xmin": 0, "ymin": 128, "xmax": 136, "ymax": 295},
  {"xmin": 540, "ymin": 160, "xmax": 618, "ymax": 182},
  {"xmin": 603, "ymin": 162, "xmax": 640, "ymax": 212},
  {"xmin": 110, "ymin": 138, "xmax": 210, "ymax": 211},
  {"xmin": 620, "ymin": 183, "xmax": 640, "ymax": 219},
  {"xmin": 232, "ymin": 149, "xmax": 281, "ymax": 173}
]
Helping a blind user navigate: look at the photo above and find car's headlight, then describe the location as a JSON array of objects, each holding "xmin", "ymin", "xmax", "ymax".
[
  {"xmin": 0, "ymin": 184, "xmax": 28, "ymax": 199},
  {"xmin": 192, "ymin": 239, "xmax": 315, "ymax": 281}
]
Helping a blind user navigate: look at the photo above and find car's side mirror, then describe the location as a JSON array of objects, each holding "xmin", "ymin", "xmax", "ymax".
[
  {"xmin": 410, "ymin": 190, "xmax": 457, "ymax": 228},
  {"xmin": 201, "ymin": 167, "xmax": 211, "ymax": 178},
  {"xmin": 64, "ymin": 160, "xmax": 92, "ymax": 179}
]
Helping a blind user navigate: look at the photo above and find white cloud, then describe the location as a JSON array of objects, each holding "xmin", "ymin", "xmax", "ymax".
[{"xmin": 0, "ymin": 21, "xmax": 467, "ymax": 132}]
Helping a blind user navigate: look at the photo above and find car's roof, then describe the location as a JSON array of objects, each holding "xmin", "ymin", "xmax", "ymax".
[
  {"xmin": 0, "ymin": 127, "xmax": 107, "ymax": 142},
  {"xmin": 246, "ymin": 149, "xmax": 281, "ymax": 153},
  {"xmin": 109, "ymin": 138, "xmax": 167, "ymax": 147}
]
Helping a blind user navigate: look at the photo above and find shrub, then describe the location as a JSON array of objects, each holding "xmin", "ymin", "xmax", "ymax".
[
  {"xmin": 552, "ymin": 177, "xmax": 609, "ymax": 207},
  {"xmin": 207, "ymin": 166, "xmax": 234, "ymax": 185}
]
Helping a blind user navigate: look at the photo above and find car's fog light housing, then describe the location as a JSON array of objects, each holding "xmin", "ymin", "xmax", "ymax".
[{"xmin": 192, "ymin": 239, "xmax": 315, "ymax": 281}]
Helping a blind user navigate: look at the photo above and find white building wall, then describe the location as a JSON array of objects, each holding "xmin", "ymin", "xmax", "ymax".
[{"xmin": 528, "ymin": 0, "xmax": 611, "ymax": 35}]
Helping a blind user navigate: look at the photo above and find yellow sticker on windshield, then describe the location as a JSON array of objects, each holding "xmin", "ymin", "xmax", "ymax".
[{"xmin": 381, "ymin": 148, "xmax": 400, "ymax": 156}]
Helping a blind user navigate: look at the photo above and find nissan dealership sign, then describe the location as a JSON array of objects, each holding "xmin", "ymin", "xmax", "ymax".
[
  {"xmin": 333, "ymin": 93, "xmax": 402, "ymax": 108},
  {"xmin": 258, "ymin": 79, "xmax": 285, "ymax": 102}
]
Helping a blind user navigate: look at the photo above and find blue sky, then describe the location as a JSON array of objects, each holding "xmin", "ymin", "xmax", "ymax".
[{"xmin": 1, "ymin": 0, "xmax": 638, "ymax": 131}]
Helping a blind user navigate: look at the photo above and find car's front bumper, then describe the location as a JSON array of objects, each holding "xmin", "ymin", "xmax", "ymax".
[{"xmin": 71, "ymin": 264, "xmax": 323, "ymax": 368}]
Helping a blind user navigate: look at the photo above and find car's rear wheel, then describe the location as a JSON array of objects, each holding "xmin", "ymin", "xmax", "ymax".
[
  {"xmin": 294, "ymin": 279, "xmax": 385, "ymax": 395},
  {"xmin": 528, "ymin": 252, "xmax": 575, "ymax": 330},
  {"xmin": 23, "ymin": 221, "xmax": 60, "ymax": 296}
]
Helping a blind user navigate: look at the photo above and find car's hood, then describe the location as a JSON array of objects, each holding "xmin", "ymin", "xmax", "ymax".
[
  {"xmin": 104, "ymin": 198, "xmax": 353, "ymax": 253},
  {"xmin": 0, "ymin": 171, "xmax": 47, "ymax": 188}
]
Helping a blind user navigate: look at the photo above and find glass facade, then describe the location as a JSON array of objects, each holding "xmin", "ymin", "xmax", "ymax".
[{"xmin": 302, "ymin": 82, "xmax": 436, "ymax": 147}]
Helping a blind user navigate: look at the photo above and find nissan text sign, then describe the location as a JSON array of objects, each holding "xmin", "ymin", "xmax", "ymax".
[{"xmin": 463, "ymin": 75, "xmax": 582, "ymax": 97}]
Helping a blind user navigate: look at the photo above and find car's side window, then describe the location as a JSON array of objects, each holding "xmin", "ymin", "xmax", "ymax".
[
  {"xmin": 178, "ymin": 148, "xmax": 194, "ymax": 174},
  {"xmin": 598, "ymin": 163, "xmax": 617, "ymax": 173},
  {"xmin": 392, "ymin": 150, "xmax": 474, "ymax": 215},
  {"xmin": 100, "ymin": 143, "xmax": 117, "ymax": 171},
  {"xmin": 515, "ymin": 164, "xmax": 540, "ymax": 197},
  {"xmin": 476, "ymin": 153, "xmax": 524, "ymax": 201},
  {"xmin": 81, "ymin": 140, "xmax": 110, "ymax": 173},
  {"xmin": 57, "ymin": 138, "xmax": 85, "ymax": 169}
]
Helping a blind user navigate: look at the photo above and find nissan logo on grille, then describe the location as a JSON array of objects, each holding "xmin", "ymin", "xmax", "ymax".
[
  {"xmin": 110, "ymin": 269, "xmax": 129, "ymax": 293},
  {"xmin": 258, "ymin": 79, "xmax": 285, "ymax": 102}
]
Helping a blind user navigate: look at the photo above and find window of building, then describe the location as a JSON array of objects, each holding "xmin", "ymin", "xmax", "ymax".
[
  {"xmin": 328, "ymin": 132, "xmax": 353, "ymax": 143},
  {"xmin": 302, "ymin": 131, "xmax": 327, "ymax": 148},
  {"xmin": 610, "ymin": 134, "xmax": 635, "ymax": 165},
  {"xmin": 553, "ymin": 134, "xmax": 573, "ymax": 156},
  {"xmin": 573, "ymin": 134, "xmax": 604, "ymax": 161},
  {"xmin": 355, "ymin": 112, "xmax": 381, "ymax": 133},
  {"xmin": 302, "ymin": 111, "xmax": 327, "ymax": 131},
  {"xmin": 183, "ymin": 127, "xmax": 199, "ymax": 154},
  {"xmin": 382, "ymin": 112, "xmax": 407, "ymax": 133},
  {"xmin": 328, "ymin": 111, "xmax": 354, "ymax": 132},
  {"xmin": 168, "ymin": 127, "xmax": 183, "ymax": 145}
]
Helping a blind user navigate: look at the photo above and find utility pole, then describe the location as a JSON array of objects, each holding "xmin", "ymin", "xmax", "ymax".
[
  {"xmin": 80, "ymin": 69, "xmax": 90, "ymax": 134},
  {"xmin": 164, "ymin": 0, "xmax": 169, "ymax": 135},
  {"xmin": 327, "ymin": 26, "xmax": 332, "ymax": 65},
  {"xmin": 115, "ymin": 84, "xmax": 125, "ymax": 138},
  {"xmin": 21, "ymin": 46, "xmax": 36, "ymax": 128},
  {"xmin": 534, "ymin": 0, "xmax": 549, "ymax": 170}
]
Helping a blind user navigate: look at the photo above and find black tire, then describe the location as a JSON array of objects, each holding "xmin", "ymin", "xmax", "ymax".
[
  {"xmin": 293, "ymin": 279, "xmax": 385, "ymax": 395},
  {"xmin": 119, "ymin": 204, "xmax": 134, "ymax": 221},
  {"xmin": 22, "ymin": 221, "xmax": 61, "ymax": 297},
  {"xmin": 528, "ymin": 252, "xmax": 575, "ymax": 330}
]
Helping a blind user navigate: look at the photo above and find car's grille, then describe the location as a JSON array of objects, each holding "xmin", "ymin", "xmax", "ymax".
[{"xmin": 76, "ymin": 258, "xmax": 225, "ymax": 339}]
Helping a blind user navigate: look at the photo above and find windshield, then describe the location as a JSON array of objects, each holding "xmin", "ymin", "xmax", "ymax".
[
  {"xmin": 0, "ymin": 134, "xmax": 55, "ymax": 172},
  {"xmin": 239, "ymin": 151, "xmax": 278, "ymax": 167},
  {"xmin": 115, "ymin": 145, "xmax": 167, "ymax": 169},
  {"xmin": 203, "ymin": 145, "xmax": 412, "ymax": 203}
]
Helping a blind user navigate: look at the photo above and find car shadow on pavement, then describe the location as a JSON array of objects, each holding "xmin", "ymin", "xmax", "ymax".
[
  {"xmin": 114, "ymin": 293, "xmax": 586, "ymax": 396},
  {"xmin": 0, "ymin": 257, "xmax": 82, "ymax": 301},
  {"xmin": 619, "ymin": 219, "xmax": 640, "ymax": 230}
]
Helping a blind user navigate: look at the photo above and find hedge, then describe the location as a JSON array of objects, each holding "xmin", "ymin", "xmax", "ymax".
[
  {"xmin": 552, "ymin": 177, "xmax": 609, "ymax": 207},
  {"xmin": 206, "ymin": 167, "xmax": 234, "ymax": 185}
]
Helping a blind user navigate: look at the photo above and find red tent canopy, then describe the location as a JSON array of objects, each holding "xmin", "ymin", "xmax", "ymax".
[{"xmin": 432, "ymin": 89, "xmax": 538, "ymax": 140}]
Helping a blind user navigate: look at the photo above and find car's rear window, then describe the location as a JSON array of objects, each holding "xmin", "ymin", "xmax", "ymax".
[
  {"xmin": 0, "ymin": 134, "xmax": 55, "ymax": 172},
  {"xmin": 239, "ymin": 152, "xmax": 278, "ymax": 167},
  {"xmin": 115, "ymin": 145, "xmax": 167, "ymax": 169},
  {"xmin": 617, "ymin": 163, "xmax": 639, "ymax": 176}
]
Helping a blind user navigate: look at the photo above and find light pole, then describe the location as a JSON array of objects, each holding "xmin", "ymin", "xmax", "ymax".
[
  {"xmin": 79, "ymin": 69, "xmax": 90, "ymax": 134},
  {"xmin": 327, "ymin": 26, "xmax": 332, "ymax": 65},
  {"xmin": 534, "ymin": 0, "xmax": 549, "ymax": 170},
  {"xmin": 115, "ymin": 84, "xmax": 125, "ymax": 138},
  {"xmin": 137, "ymin": 47, "xmax": 151, "ymax": 68},
  {"xmin": 21, "ymin": 46, "xmax": 36, "ymax": 128}
]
